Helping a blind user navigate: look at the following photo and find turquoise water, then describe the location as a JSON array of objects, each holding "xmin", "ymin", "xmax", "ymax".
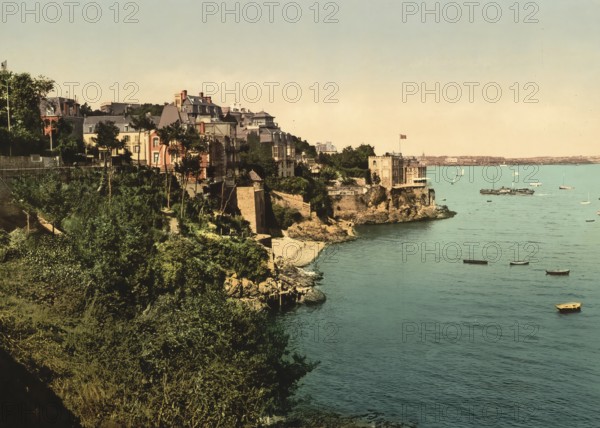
[{"xmin": 280, "ymin": 165, "xmax": 600, "ymax": 427}]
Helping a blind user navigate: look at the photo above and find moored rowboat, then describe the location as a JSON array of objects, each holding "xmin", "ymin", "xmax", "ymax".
[
  {"xmin": 555, "ymin": 302, "xmax": 582, "ymax": 313},
  {"xmin": 546, "ymin": 269, "xmax": 570, "ymax": 275},
  {"xmin": 510, "ymin": 261, "xmax": 529, "ymax": 266},
  {"xmin": 463, "ymin": 260, "xmax": 488, "ymax": 265}
]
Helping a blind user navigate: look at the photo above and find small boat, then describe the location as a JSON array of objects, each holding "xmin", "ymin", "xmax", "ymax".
[
  {"xmin": 555, "ymin": 302, "xmax": 582, "ymax": 313},
  {"xmin": 546, "ymin": 269, "xmax": 570, "ymax": 275},
  {"xmin": 487, "ymin": 200, "xmax": 492, "ymax": 203},
  {"xmin": 586, "ymin": 219, "xmax": 596, "ymax": 223},
  {"xmin": 559, "ymin": 173, "xmax": 573, "ymax": 190},
  {"xmin": 464, "ymin": 259, "xmax": 488, "ymax": 265},
  {"xmin": 530, "ymin": 182, "xmax": 542, "ymax": 187},
  {"xmin": 510, "ymin": 261, "xmax": 529, "ymax": 266},
  {"xmin": 581, "ymin": 193, "xmax": 591, "ymax": 205}
]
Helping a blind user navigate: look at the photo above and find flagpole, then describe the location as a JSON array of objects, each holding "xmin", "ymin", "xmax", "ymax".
[
  {"xmin": 7, "ymin": 77, "xmax": 10, "ymax": 132},
  {"xmin": 2, "ymin": 61, "xmax": 10, "ymax": 132}
]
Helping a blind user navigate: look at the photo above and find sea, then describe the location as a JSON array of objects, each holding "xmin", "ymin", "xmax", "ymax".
[{"xmin": 278, "ymin": 164, "xmax": 600, "ymax": 427}]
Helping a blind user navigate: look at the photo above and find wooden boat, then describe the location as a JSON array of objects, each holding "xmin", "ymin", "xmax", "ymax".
[
  {"xmin": 510, "ymin": 261, "xmax": 529, "ymax": 266},
  {"xmin": 546, "ymin": 269, "xmax": 570, "ymax": 275},
  {"xmin": 555, "ymin": 302, "xmax": 582, "ymax": 313},
  {"xmin": 463, "ymin": 259, "xmax": 488, "ymax": 265},
  {"xmin": 586, "ymin": 219, "xmax": 596, "ymax": 223}
]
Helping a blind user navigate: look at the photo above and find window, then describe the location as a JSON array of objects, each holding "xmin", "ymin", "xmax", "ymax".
[
  {"xmin": 134, "ymin": 145, "xmax": 140, "ymax": 154},
  {"xmin": 124, "ymin": 125, "xmax": 129, "ymax": 132},
  {"xmin": 153, "ymin": 137, "xmax": 159, "ymax": 147},
  {"xmin": 88, "ymin": 126, "xmax": 93, "ymax": 133},
  {"xmin": 153, "ymin": 152, "xmax": 160, "ymax": 164}
]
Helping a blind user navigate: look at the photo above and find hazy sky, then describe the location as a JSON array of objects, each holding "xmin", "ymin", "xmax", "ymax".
[{"xmin": 2, "ymin": 0, "xmax": 599, "ymax": 156}]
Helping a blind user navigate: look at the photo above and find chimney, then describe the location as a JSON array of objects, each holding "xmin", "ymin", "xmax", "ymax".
[
  {"xmin": 207, "ymin": 96, "xmax": 212, "ymax": 104},
  {"xmin": 200, "ymin": 92, "xmax": 204, "ymax": 99},
  {"xmin": 181, "ymin": 90, "xmax": 187, "ymax": 101}
]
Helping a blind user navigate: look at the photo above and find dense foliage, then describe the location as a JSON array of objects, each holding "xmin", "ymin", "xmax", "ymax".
[
  {"xmin": 267, "ymin": 174, "xmax": 332, "ymax": 218},
  {"xmin": 2, "ymin": 169, "xmax": 314, "ymax": 426},
  {"xmin": 239, "ymin": 132, "xmax": 279, "ymax": 179},
  {"xmin": 272, "ymin": 205, "xmax": 303, "ymax": 230},
  {"xmin": 0, "ymin": 70, "xmax": 54, "ymax": 156},
  {"xmin": 317, "ymin": 144, "xmax": 376, "ymax": 180}
]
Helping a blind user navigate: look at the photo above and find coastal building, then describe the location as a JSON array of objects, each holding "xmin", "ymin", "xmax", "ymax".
[
  {"xmin": 246, "ymin": 111, "xmax": 295, "ymax": 178},
  {"xmin": 152, "ymin": 90, "xmax": 238, "ymax": 181},
  {"xmin": 84, "ymin": 115, "xmax": 160, "ymax": 164},
  {"xmin": 39, "ymin": 97, "xmax": 84, "ymax": 143},
  {"xmin": 368, "ymin": 153, "xmax": 427, "ymax": 189},
  {"xmin": 315, "ymin": 141, "xmax": 337, "ymax": 155},
  {"xmin": 224, "ymin": 104, "xmax": 297, "ymax": 178}
]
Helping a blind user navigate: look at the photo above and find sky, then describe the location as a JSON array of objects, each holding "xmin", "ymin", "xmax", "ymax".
[{"xmin": 1, "ymin": 0, "xmax": 599, "ymax": 157}]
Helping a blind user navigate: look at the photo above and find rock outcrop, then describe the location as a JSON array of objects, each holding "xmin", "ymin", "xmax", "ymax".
[
  {"xmin": 331, "ymin": 185, "xmax": 456, "ymax": 225},
  {"xmin": 224, "ymin": 258, "xmax": 326, "ymax": 311},
  {"xmin": 285, "ymin": 215, "xmax": 355, "ymax": 243}
]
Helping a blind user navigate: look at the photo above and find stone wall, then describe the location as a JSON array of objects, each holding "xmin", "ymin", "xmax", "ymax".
[
  {"xmin": 236, "ymin": 186, "xmax": 267, "ymax": 234},
  {"xmin": 0, "ymin": 156, "xmax": 59, "ymax": 169},
  {"xmin": 271, "ymin": 190, "xmax": 311, "ymax": 218}
]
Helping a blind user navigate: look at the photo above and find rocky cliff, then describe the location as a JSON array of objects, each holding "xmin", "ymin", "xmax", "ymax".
[{"xmin": 331, "ymin": 185, "xmax": 455, "ymax": 225}]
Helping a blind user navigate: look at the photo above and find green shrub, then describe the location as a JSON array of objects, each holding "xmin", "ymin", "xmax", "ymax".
[{"xmin": 272, "ymin": 204, "xmax": 303, "ymax": 230}]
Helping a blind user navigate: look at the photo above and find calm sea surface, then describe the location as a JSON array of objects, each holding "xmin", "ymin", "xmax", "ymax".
[{"xmin": 279, "ymin": 164, "xmax": 600, "ymax": 427}]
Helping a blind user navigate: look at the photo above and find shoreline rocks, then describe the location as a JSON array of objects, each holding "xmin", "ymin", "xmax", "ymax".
[
  {"xmin": 226, "ymin": 258, "xmax": 325, "ymax": 311},
  {"xmin": 231, "ymin": 187, "xmax": 455, "ymax": 311}
]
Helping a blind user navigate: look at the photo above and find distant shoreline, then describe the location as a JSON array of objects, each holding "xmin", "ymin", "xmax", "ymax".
[{"xmin": 421, "ymin": 157, "xmax": 600, "ymax": 166}]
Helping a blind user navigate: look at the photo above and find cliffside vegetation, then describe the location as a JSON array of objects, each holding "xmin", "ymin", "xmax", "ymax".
[
  {"xmin": 317, "ymin": 144, "xmax": 375, "ymax": 180},
  {"xmin": 0, "ymin": 168, "xmax": 314, "ymax": 427}
]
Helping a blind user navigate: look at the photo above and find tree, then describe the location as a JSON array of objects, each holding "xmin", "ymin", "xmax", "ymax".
[
  {"xmin": 128, "ymin": 112, "xmax": 156, "ymax": 165},
  {"xmin": 156, "ymin": 121, "xmax": 184, "ymax": 209},
  {"xmin": 173, "ymin": 126, "xmax": 205, "ymax": 218},
  {"xmin": 240, "ymin": 132, "xmax": 278, "ymax": 178},
  {"xmin": 0, "ymin": 71, "xmax": 54, "ymax": 133},
  {"xmin": 91, "ymin": 121, "xmax": 128, "ymax": 201},
  {"xmin": 80, "ymin": 103, "xmax": 93, "ymax": 116},
  {"xmin": 0, "ymin": 70, "xmax": 54, "ymax": 156}
]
